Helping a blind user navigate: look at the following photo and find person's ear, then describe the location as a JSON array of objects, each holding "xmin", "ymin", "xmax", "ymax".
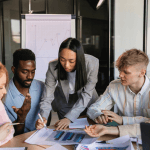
[
  {"xmin": 11, "ymin": 66, "xmax": 16, "ymax": 74},
  {"xmin": 139, "ymin": 69, "xmax": 146, "ymax": 77}
]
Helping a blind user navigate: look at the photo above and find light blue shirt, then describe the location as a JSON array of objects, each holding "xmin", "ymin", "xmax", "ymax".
[
  {"xmin": 4, "ymin": 78, "xmax": 45, "ymax": 133},
  {"xmin": 87, "ymin": 76, "xmax": 150, "ymax": 125}
]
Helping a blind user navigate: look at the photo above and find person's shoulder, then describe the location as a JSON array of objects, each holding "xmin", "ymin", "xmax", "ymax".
[
  {"xmin": 109, "ymin": 79, "xmax": 122, "ymax": 87},
  {"xmin": 84, "ymin": 54, "xmax": 99, "ymax": 62},
  {"xmin": 49, "ymin": 59, "xmax": 58, "ymax": 66},
  {"xmin": 32, "ymin": 79, "xmax": 45, "ymax": 89}
]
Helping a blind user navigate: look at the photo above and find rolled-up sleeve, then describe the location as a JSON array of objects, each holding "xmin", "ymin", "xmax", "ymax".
[
  {"xmin": 118, "ymin": 124, "xmax": 141, "ymax": 138},
  {"xmin": 65, "ymin": 58, "xmax": 99, "ymax": 122}
]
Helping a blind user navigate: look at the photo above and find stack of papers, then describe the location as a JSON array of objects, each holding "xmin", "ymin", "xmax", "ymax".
[{"xmin": 76, "ymin": 135, "xmax": 134, "ymax": 150}]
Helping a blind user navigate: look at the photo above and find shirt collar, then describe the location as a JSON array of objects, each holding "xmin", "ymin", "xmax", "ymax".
[
  {"xmin": 9, "ymin": 78, "xmax": 38, "ymax": 99},
  {"xmin": 127, "ymin": 75, "xmax": 149, "ymax": 95},
  {"xmin": 139, "ymin": 75, "xmax": 150, "ymax": 95}
]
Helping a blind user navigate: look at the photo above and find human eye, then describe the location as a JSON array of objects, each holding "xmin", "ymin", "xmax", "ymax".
[
  {"xmin": 60, "ymin": 58, "xmax": 65, "ymax": 62},
  {"xmin": 124, "ymin": 71, "xmax": 130, "ymax": 74},
  {"xmin": 70, "ymin": 60, "xmax": 75, "ymax": 63},
  {"xmin": 22, "ymin": 71, "xmax": 28, "ymax": 74},
  {"xmin": 0, "ymin": 86, "xmax": 3, "ymax": 90}
]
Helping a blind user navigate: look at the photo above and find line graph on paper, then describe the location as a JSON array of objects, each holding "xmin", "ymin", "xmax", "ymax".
[
  {"xmin": 26, "ymin": 20, "xmax": 71, "ymax": 81},
  {"xmin": 26, "ymin": 21, "xmax": 71, "ymax": 58}
]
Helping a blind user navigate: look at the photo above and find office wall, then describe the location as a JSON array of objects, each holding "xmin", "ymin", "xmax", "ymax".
[
  {"xmin": 1, "ymin": 0, "xmax": 74, "ymax": 79},
  {"xmin": 3, "ymin": 0, "xmax": 20, "ymax": 78},
  {"xmin": 146, "ymin": 0, "xmax": 150, "ymax": 77},
  {"xmin": 21, "ymin": 0, "xmax": 73, "ymax": 14},
  {"xmin": 114, "ymin": 0, "xmax": 144, "ymax": 79}
]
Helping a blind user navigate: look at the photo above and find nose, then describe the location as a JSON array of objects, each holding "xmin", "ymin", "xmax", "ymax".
[
  {"xmin": 27, "ymin": 72, "xmax": 33, "ymax": 79},
  {"xmin": 119, "ymin": 71, "xmax": 124, "ymax": 78},
  {"xmin": 64, "ymin": 61, "xmax": 70, "ymax": 69},
  {"xmin": 3, "ymin": 87, "xmax": 7, "ymax": 95}
]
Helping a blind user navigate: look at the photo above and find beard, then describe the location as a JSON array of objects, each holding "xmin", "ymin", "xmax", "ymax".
[{"xmin": 14, "ymin": 72, "xmax": 33, "ymax": 88}]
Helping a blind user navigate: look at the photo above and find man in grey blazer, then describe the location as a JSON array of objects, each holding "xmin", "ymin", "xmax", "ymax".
[{"xmin": 36, "ymin": 38, "xmax": 99, "ymax": 130}]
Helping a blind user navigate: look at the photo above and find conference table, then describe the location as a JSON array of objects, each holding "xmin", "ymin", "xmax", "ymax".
[{"xmin": 0, "ymin": 119, "xmax": 142, "ymax": 150}]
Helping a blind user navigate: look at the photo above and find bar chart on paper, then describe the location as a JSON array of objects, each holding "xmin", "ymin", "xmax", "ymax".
[{"xmin": 25, "ymin": 15, "xmax": 72, "ymax": 81}]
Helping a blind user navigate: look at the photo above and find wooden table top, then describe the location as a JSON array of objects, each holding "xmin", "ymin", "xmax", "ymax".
[{"xmin": 0, "ymin": 121, "xmax": 142, "ymax": 150}]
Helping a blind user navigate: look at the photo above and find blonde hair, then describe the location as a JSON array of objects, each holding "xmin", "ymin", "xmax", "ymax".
[{"xmin": 116, "ymin": 49, "xmax": 149, "ymax": 71}]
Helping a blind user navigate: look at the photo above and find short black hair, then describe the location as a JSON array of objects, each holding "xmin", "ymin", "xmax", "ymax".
[
  {"xmin": 56, "ymin": 37, "xmax": 87, "ymax": 92},
  {"xmin": 13, "ymin": 49, "xmax": 35, "ymax": 68}
]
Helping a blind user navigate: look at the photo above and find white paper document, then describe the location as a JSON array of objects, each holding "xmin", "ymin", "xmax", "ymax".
[
  {"xmin": 0, "ymin": 148, "xmax": 26, "ymax": 150},
  {"xmin": 76, "ymin": 135, "xmax": 134, "ymax": 150},
  {"xmin": 45, "ymin": 143, "xmax": 68, "ymax": 150},
  {"xmin": 69, "ymin": 118, "xmax": 89, "ymax": 129},
  {"xmin": 25, "ymin": 127, "xmax": 97, "ymax": 146},
  {"xmin": 130, "ymin": 137, "xmax": 142, "ymax": 145}
]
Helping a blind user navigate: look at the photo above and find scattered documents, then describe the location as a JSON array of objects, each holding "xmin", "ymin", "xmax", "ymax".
[
  {"xmin": 0, "ymin": 148, "xmax": 26, "ymax": 150},
  {"xmin": 45, "ymin": 143, "xmax": 68, "ymax": 150},
  {"xmin": 69, "ymin": 118, "xmax": 89, "ymax": 129},
  {"xmin": 25, "ymin": 127, "xmax": 97, "ymax": 146},
  {"xmin": 130, "ymin": 137, "xmax": 142, "ymax": 145},
  {"xmin": 76, "ymin": 135, "xmax": 134, "ymax": 150}
]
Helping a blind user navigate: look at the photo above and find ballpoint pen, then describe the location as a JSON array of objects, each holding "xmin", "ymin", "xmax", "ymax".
[
  {"xmin": 9, "ymin": 123, "xmax": 24, "ymax": 126},
  {"xmin": 38, "ymin": 113, "xmax": 47, "ymax": 127}
]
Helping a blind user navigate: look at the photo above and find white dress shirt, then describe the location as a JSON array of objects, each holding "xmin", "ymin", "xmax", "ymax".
[{"xmin": 87, "ymin": 76, "xmax": 150, "ymax": 125}]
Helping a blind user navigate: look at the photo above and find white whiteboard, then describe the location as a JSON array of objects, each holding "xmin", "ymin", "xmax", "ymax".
[{"xmin": 21, "ymin": 14, "xmax": 76, "ymax": 81}]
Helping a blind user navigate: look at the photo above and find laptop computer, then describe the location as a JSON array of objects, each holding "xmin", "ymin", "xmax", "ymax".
[{"xmin": 140, "ymin": 122, "xmax": 150, "ymax": 150}]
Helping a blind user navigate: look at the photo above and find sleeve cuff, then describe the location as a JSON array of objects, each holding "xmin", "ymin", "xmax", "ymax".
[
  {"xmin": 64, "ymin": 113, "xmax": 79, "ymax": 122},
  {"xmin": 40, "ymin": 110, "xmax": 51, "ymax": 120},
  {"xmin": 122, "ymin": 116, "xmax": 134, "ymax": 125},
  {"xmin": 87, "ymin": 110, "xmax": 103, "ymax": 121}
]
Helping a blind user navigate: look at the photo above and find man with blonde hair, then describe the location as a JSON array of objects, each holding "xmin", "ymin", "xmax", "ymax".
[{"xmin": 87, "ymin": 49, "xmax": 150, "ymax": 125}]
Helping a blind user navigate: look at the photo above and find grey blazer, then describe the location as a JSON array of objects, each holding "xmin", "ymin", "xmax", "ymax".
[{"xmin": 40, "ymin": 54, "xmax": 99, "ymax": 122}]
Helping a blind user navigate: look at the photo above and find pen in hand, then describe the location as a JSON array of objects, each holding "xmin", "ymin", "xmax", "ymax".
[
  {"xmin": 38, "ymin": 113, "xmax": 47, "ymax": 128},
  {"xmin": 9, "ymin": 123, "xmax": 24, "ymax": 126}
]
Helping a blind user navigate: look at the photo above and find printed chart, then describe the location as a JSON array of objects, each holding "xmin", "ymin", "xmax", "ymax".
[
  {"xmin": 46, "ymin": 130, "xmax": 93, "ymax": 144},
  {"xmin": 25, "ymin": 128, "xmax": 97, "ymax": 146},
  {"xmin": 25, "ymin": 15, "xmax": 71, "ymax": 81}
]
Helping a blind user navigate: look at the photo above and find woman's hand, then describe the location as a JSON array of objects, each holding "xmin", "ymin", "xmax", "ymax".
[
  {"xmin": 84, "ymin": 124, "xmax": 107, "ymax": 137},
  {"xmin": 54, "ymin": 118, "xmax": 71, "ymax": 130},
  {"xmin": 35, "ymin": 117, "xmax": 47, "ymax": 130},
  {"xmin": 84, "ymin": 124, "xmax": 120, "ymax": 137},
  {"xmin": 0, "ymin": 122, "xmax": 13, "ymax": 141}
]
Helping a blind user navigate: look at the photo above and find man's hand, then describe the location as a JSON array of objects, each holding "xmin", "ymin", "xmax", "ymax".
[
  {"xmin": 36, "ymin": 117, "xmax": 47, "ymax": 130},
  {"xmin": 0, "ymin": 122, "xmax": 13, "ymax": 141},
  {"xmin": 12, "ymin": 93, "xmax": 31, "ymax": 122},
  {"xmin": 102, "ymin": 110, "xmax": 123, "ymax": 125},
  {"xmin": 94, "ymin": 114, "xmax": 109, "ymax": 124},
  {"xmin": 84, "ymin": 124, "xmax": 107, "ymax": 137},
  {"xmin": 54, "ymin": 118, "xmax": 71, "ymax": 130}
]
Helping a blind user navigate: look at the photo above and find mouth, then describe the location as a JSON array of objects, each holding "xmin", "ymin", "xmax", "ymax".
[
  {"xmin": 65, "ymin": 68, "xmax": 70, "ymax": 71},
  {"xmin": 121, "ymin": 79, "xmax": 126, "ymax": 82},
  {"xmin": 25, "ymin": 81, "xmax": 32, "ymax": 84}
]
